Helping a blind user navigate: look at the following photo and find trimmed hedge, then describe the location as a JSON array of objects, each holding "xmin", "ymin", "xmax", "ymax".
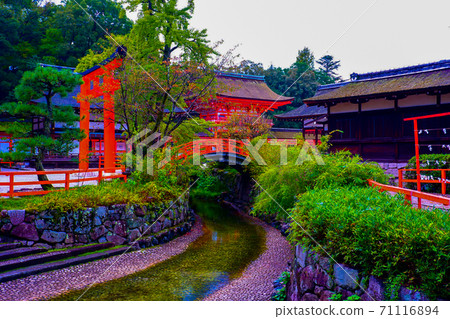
[{"xmin": 288, "ymin": 186, "xmax": 450, "ymax": 299}]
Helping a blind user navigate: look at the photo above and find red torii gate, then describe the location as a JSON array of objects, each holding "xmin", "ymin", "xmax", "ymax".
[{"xmin": 77, "ymin": 48, "xmax": 125, "ymax": 172}]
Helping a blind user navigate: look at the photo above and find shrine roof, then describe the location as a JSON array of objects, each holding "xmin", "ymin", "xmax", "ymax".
[{"xmin": 216, "ymin": 72, "xmax": 294, "ymax": 103}]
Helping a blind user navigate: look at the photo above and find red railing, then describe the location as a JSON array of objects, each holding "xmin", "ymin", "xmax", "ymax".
[
  {"xmin": 399, "ymin": 169, "xmax": 450, "ymax": 195},
  {"xmin": 368, "ymin": 179, "xmax": 450, "ymax": 209},
  {"xmin": 0, "ymin": 168, "xmax": 127, "ymax": 198},
  {"xmin": 176, "ymin": 139, "xmax": 249, "ymax": 162},
  {"xmin": 98, "ymin": 155, "xmax": 125, "ymax": 170}
]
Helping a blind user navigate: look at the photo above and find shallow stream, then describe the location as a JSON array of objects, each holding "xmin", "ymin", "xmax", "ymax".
[{"xmin": 53, "ymin": 199, "xmax": 265, "ymax": 301}]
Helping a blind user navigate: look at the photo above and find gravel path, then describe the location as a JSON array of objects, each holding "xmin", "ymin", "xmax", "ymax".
[
  {"xmin": 204, "ymin": 215, "xmax": 293, "ymax": 301},
  {"xmin": 0, "ymin": 216, "xmax": 203, "ymax": 301}
]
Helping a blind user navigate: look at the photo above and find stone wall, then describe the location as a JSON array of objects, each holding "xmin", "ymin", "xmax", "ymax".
[
  {"xmin": 376, "ymin": 162, "xmax": 407, "ymax": 181},
  {"xmin": 0, "ymin": 197, "xmax": 193, "ymax": 249},
  {"xmin": 287, "ymin": 245, "xmax": 429, "ymax": 301}
]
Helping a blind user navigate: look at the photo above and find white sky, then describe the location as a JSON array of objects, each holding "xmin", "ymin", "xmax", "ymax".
[{"xmin": 51, "ymin": 0, "xmax": 450, "ymax": 79}]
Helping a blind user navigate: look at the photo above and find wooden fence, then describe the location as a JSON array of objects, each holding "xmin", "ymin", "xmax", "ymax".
[
  {"xmin": 399, "ymin": 168, "xmax": 450, "ymax": 195},
  {"xmin": 368, "ymin": 179, "xmax": 450, "ymax": 209}
]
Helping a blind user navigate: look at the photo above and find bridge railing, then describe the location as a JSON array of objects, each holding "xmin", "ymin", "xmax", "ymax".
[
  {"xmin": 176, "ymin": 139, "xmax": 249, "ymax": 161},
  {"xmin": 0, "ymin": 168, "xmax": 126, "ymax": 198},
  {"xmin": 368, "ymin": 179, "xmax": 450, "ymax": 209}
]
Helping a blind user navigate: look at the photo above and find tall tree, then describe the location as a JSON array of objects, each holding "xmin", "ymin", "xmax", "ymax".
[
  {"xmin": 77, "ymin": 0, "xmax": 221, "ymax": 145},
  {"xmin": 0, "ymin": 66, "xmax": 83, "ymax": 189},
  {"xmin": 316, "ymin": 54, "xmax": 342, "ymax": 83}
]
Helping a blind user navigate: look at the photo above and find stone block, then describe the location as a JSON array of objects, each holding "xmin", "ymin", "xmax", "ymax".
[
  {"xmin": 128, "ymin": 229, "xmax": 141, "ymax": 242},
  {"xmin": 365, "ymin": 276, "xmax": 385, "ymax": 301},
  {"xmin": 296, "ymin": 245, "xmax": 308, "ymax": 268},
  {"xmin": 318, "ymin": 256, "xmax": 331, "ymax": 272},
  {"xmin": 399, "ymin": 287, "xmax": 428, "ymax": 301},
  {"xmin": 35, "ymin": 219, "xmax": 47, "ymax": 230},
  {"xmin": 11, "ymin": 223, "xmax": 39, "ymax": 241},
  {"xmin": 299, "ymin": 265, "xmax": 315, "ymax": 294},
  {"xmin": 319, "ymin": 290, "xmax": 335, "ymax": 301},
  {"xmin": 301, "ymin": 293, "xmax": 319, "ymax": 301},
  {"xmin": 90, "ymin": 226, "xmax": 107, "ymax": 241},
  {"xmin": 41, "ymin": 230, "xmax": 67, "ymax": 243},
  {"xmin": 1, "ymin": 223, "xmax": 12, "ymax": 233},
  {"xmin": 8, "ymin": 210, "xmax": 25, "ymax": 225},
  {"xmin": 96, "ymin": 206, "xmax": 107, "ymax": 219},
  {"xmin": 313, "ymin": 268, "xmax": 333, "ymax": 289},
  {"xmin": 334, "ymin": 263, "xmax": 359, "ymax": 291},
  {"xmin": 65, "ymin": 233, "xmax": 75, "ymax": 244},
  {"xmin": 106, "ymin": 234, "xmax": 126, "ymax": 245},
  {"xmin": 93, "ymin": 216, "xmax": 102, "ymax": 226},
  {"xmin": 113, "ymin": 221, "xmax": 127, "ymax": 237}
]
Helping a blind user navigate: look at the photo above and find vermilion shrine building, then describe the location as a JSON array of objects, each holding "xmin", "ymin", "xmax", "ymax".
[{"xmin": 1, "ymin": 51, "xmax": 293, "ymax": 169}]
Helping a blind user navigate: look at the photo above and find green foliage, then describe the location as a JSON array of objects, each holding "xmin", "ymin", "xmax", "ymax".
[
  {"xmin": 329, "ymin": 293, "xmax": 343, "ymax": 301},
  {"xmin": 288, "ymin": 186, "xmax": 450, "ymax": 299},
  {"xmin": 271, "ymin": 271, "xmax": 291, "ymax": 301},
  {"xmin": 404, "ymin": 154, "xmax": 450, "ymax": 193},
  {"xmin": 0, "ymin": 66, "xmax": 83, "ymax": 171},
  {"xmin": 0, "ymin": 0, "xmax": 132, "ymax": 104},
  {"xmin": 20, "ymin": 179, "xmax": 181, "ymax": 213},
  {"xmin": 252, "ymin": 151, "xmax": 388, "ymax": 217},
  {"xmin": 384, "ymin": 274, "xmax": 407, "ymax": 301},
  {"xmin": 190, "ymin": 166, "xmax": 239, "ymax": 199},
  {"xmin": 346, "ymin": 295, "xmax": 361, "ymax": 301}
]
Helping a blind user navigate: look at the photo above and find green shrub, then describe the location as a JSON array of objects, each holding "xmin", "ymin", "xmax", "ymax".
[
  {"xmin": 20, "ymin": 179, "xmax": 181, "ymax": 213},
  {"xmin": 252, "ymin": 151, "xmax": 388, "ymax": 217},
  {"xmin": 404, "ymin": 154, "xmax": 450, "ymax": 193},
  {"xmin": 288, "ymin": 186, "xmax": 450, "ymax": 299}
]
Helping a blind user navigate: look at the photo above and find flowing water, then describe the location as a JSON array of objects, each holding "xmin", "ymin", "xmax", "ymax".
[{"xmin": 53, "ymin": 199, "xmax": 266, "ymax": 301}]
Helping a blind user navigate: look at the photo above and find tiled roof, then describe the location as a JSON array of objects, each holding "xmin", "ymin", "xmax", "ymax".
[
  {"xmin": 32, "ymin": 86, "xmax": 81, "ymax": 108},
  {"xmin": 216, "ymin": 73, "xmax": 293, "ymax": 102},
  {"xmin": 274, "ymin": 104, "xmax": 327, "ymax": 120}
]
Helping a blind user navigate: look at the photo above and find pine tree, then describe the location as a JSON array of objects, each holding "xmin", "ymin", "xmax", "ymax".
[{"xmin": 0, "ymin": 66, "xmax": 84, "ymax": 190}]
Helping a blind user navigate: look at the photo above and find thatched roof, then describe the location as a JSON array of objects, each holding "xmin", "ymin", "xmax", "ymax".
[{"xmin": 305, "ymin": 60, "xmax": 450, "ymax": 105}]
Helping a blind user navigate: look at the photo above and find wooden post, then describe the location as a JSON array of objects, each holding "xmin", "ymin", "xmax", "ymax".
[
  {"xmin": 398, "ymin": 169, "xmax": 403, "ymax": 188},
  {"xmin": 9, "ymin": 174, "xmax": 14, "ymax": 197},
  {"xmin": 65, "ymin": 172, "xmax": 70, "ymax": 190},
  {"xmin": 413, "ymin": 119, "xmax": 421, "ymax": 208},
  {"xmin": 103, "ymin": 75, "xmax": 116, "ymax": 174},
  {"xmin": 442, "ymin": 170, "xmax": 446, "ymax": 195},
  {"xmin": 98, "ymin": 169, "xmax": 103, "ymax": 184},
  {"xmin": 79, "ymin": 81, "xmax": 90, "ymax": 170}
]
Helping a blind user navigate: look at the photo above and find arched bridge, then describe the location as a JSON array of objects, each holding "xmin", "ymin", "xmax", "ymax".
[{"xmin": 175, "ymin": 139, "xmax": 249, "ymax": 165}]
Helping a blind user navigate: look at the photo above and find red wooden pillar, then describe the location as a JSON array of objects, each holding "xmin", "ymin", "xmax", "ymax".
[
  {"xmin": 79, "ymin": 81, "xmax": 90, "ymax": 170},
  {"xmin": 413, "ymin": 119, "xmax": 422, "ymax": 208},
  {"xmin": 103, "ymin": 75, "xmax": 116, "ymax": 173}
]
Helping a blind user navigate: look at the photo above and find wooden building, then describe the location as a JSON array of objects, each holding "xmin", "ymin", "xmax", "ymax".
[
  {"xmin": 303, "ymin": 60, "xmax": 450, "ymax": 161},
  {"xmin": 274, "ymin": 104, "xmax": 327, "ymax": 145}
]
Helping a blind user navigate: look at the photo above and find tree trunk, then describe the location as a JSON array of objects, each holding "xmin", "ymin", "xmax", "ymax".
[{"xmin": 35, "ymin": 149, "xmax": 53, "ymax": 191}]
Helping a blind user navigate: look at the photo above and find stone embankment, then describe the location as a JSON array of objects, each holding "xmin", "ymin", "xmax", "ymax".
[
  {"xmin": 0, "ymin": 197, "xmax": 193, "ymax": 250},
  {"xmin": 287, "ymin": 246, "xmax": 429, "ymax": 301}
]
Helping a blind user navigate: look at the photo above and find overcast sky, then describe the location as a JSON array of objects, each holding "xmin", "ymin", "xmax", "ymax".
[{"xmin": 53, "ymin": 0, "xmax": 450, "ymax": 79}]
